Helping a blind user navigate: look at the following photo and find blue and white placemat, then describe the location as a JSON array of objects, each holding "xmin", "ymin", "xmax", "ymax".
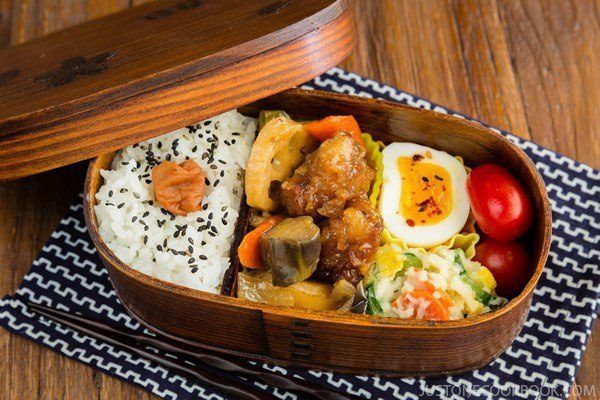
[{"xmin": 1, "ymin": 68, "xmax": 599, "ymax": 400}]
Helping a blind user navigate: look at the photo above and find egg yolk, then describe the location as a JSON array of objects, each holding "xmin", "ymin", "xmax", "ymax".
[{"xmin": 398, "ymin": 156, "xmax": 452, "ymax": 226}]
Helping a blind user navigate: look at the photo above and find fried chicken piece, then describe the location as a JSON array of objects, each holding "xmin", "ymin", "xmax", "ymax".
[
  {"xmin": 279, "ymin": 132, "xmax": 375, "ymax": 219},
  {"xmin": 317, "ymin": 195, "xmax": 382, "ymax": 285}
]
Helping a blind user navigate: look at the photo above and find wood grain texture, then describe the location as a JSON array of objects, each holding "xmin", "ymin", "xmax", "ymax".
[
  {"xmin": 84, "ymin": 88, "xmax": 552, "ymax": 376},
  {"xmin": 0, "ymin": 0, "xmax": 598, "ymax": 398},
  {"xmin": 0, "ymin": 0, "xmax": 353, "ymax": 181}
]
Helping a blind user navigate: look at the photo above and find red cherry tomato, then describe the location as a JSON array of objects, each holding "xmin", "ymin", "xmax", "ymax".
[
  {"xmin": 467, "ymin": 164, "xmax": 533, "ymax": 241},
  {"xmin": 474, "ymin": 239, "xmax": 530, "ymax": 297}
]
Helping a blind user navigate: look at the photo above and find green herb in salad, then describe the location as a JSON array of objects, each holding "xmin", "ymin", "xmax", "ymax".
[
  {"xmin": 454, "ymin": 249, "xmax": 496, "ymax": 306},
  {"xmin": 403, "ymin": 252, "xmax": 423, "ymax": 269},
  {"xmin": 365, "ymin": 282, "xmax": 383, "ymax": 315}
]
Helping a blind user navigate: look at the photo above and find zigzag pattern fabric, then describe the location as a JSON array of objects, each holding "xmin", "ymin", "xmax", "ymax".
[{"xmin": 1, "ymin": 68, "xmax": 598, "ymax": 400}]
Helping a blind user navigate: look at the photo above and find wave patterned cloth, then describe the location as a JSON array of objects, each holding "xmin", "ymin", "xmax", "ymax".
[{"xmin": 1, "ymin": 68, "xmax": 599, "ymax": 400}]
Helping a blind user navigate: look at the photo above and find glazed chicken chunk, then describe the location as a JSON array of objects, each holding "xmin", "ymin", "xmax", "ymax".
[
  {"xmin": 279, "ymin": 132, "xmax": 375, "ymax": 219},
  {"xmin": 317, "ymin": 195, "xmax": 383, "ymax": 285}
]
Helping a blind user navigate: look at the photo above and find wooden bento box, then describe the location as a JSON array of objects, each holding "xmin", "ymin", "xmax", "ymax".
[
  {"xmin": 83, "ymin": 89, "xmax": 552, "ymax": 375},
  {"xmin": 0, "ymin": 0, "xmax": 551, "ymax": 376}
]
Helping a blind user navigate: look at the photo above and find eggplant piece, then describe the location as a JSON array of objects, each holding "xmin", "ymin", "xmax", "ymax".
[
  {"xmin": 260, "ymin": 216, "xmax": 320, "ymax": 287},
  {"xmin": 332, "ymin": 279, "xmax": 357, "ymax": 311},
  {"xmin": 350, "ymin": 280, "xmax": 369, "ymax": 314}
]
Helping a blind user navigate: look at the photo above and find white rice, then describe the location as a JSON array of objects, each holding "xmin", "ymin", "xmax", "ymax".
[{"xmin": 94, "ymin": 110, "xmax": 257, "ymax": 293}]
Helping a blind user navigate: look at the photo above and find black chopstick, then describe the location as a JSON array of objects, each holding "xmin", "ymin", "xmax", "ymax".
[
  {"xmin": 27, "ymin": 302, "xmax": 359, "ymax": 400},
  {"xmin": 28, "ymin": 302, "xmax": 274, "ymax": 400}
]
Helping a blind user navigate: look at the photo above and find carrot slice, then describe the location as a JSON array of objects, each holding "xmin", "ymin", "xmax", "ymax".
[
  {"xmin": 237, "ymin": 216, "xmax": 283, "ymax": 269},
  {"xmin": 304, "ymin": 116, "xmax": 363, "ymax": 144},
  {"xmin": 394, "ymin": 289, "xmax": 452, "ymax": 321}
]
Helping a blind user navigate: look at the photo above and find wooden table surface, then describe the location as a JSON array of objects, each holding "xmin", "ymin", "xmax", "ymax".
[{"xmin": 1, "ymin": 0, "xmax": 598, "ymax": 399}]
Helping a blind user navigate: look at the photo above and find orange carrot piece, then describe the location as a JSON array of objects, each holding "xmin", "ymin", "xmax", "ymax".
[
  {"xmin": 304, "ymin": 116, "xmax": 363, "ymax": 144},
  {"xmin": 395, "ymin": 289, "xmax": 451, "ymax": 321},
  {"xmin": 237, "ymin": 216, "xmax": 283, "ymax": 269}
]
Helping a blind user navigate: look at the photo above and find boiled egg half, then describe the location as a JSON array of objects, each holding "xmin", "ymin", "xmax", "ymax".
[{"xmin": 379, "ymin": 143, "xmax": 470, "ymax": 248}]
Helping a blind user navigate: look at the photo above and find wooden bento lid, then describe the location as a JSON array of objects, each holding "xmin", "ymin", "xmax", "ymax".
[{"xmin": 0, "ymin": 0, "xmax": 354, "ymax": 181}]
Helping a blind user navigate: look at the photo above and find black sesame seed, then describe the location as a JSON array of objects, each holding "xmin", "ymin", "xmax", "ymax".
[
  {"xmin": 202, "ymin": 203, "xmax": 208, "ymax": 211},
  {"xmin": 192, "ymin": 145, "xmax": 198, "ymax": 152},
  {"xmin": 174, "ymin": 231, "xmax": 180, "ymax": 238},
  {"xmin": 161, "ymin": 208, "xmax": 168, "ymax": 215},
  {"xmin": 143, "ymin": 211, "xmax": 150, "ymax": 218},
  {"xmin": 422, "ymin": 176, "xmax": 429, "ymax": 183},
  {"xmin": 157, "ymin": 141, "xmax": 163, "ymax": 149},
  {"xmin": 210, "ymin": 226, "xmax": 217, "ymax": 233},
  {"xmin": 145, "ymin": 179, "xmax": 152, "ymax": 184},
  {"xmin": 210, "ymin": 165, "xmax": 217, "ymax": 170},
  {"xmin": 208, "ymin": 231, "xmax": 216, "ymax": 237},
  {"xmin": 199, "ymin": 255, "xmax": 208, "ymax": 260},
  {"xmin": 117, "ymin": 203, "xmax": 125, "ymax": 209},
  {"xmin": 143, "ymin": 236, "xmax": 148, "ymax": 244},
  {"xmin": 213, "ymin": 179, "xmax": 220, "ymax": 186},
  {"xmin": 224, "ymin": 140, "xmax": 231, "ymax": 146},
  {"xmin": 201, "ymin": 241, "xmax": 206, "ymax": 245},
  {"xmin": 170, "ymin": 215, "xmax": 176, "ymax": 221},
  {"xmin": 188, "ymin": 245, "xmax": 194, "ymax": 253},
  {"xmin": 171, "ymin": 249, "xmax": 178, "ymax": 255},
  {"xmin": 218, "ymin": 159, "xmax": 226, "ymax": 165},
  {"xmin": 434, "ymin": 175, "xmax": 444, "ymax": 181},
  {"xmin": 188, "ymin": 238, "xmax": 194, "ymax": 245},
  {"xmin": 178, "ymin": 250, "xmax": 186, "ymax": 256},
  {"xmin": 205, "ymin": 178, "xmax": 210, "ymax": 186},
  {"xmin": 108, "ymin": 190, "xmax": 114, "ymax": 197},
  {"xmin": 144, "ymin": 226, "xmax": 149, "ymax": 231},
  {"xmin": 132, "ymin": 216, "xmax": 138, "ymax": 223},
  {"xmin": 120, "ymin": 188, "xmax": 128, "ymax": 193},
  {"xmin": 188, "ymin": 258, "xmax": 196, "ymax": 264},
  {"xmin": 208, "ymin": 212, "xmax": 213, "ymax": 219},
  {"xmin": 191, "ymin": 267, "xmax": 198, "ymax": 273},
  {"xmin": 133, "ymin": 192, "xmax": 141, "ymax": 199},
  {"xmin": 220, "ymin": 170, "xmax": 225, "ymax": 177},
  {"xmin": 222, "ymin": 219, "xmax": 228, "ymax": 225},
  {"xmin": 157, "ymin": 245, "xmax": 163, "ymax": 251},
  {"xmin": 221, "ymin": 206, "xmax": 227, "ymax": 211},
  {"xmin": 163, "ymin": 238, "xmax": 168, "ymax": 247}
]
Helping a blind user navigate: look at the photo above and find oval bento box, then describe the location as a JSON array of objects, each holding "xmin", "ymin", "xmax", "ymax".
[{"xmin": 83, "ymin": 88, "xmax": 552, "ymax": 376}]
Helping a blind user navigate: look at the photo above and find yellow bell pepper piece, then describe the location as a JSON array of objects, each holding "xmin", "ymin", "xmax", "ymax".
[{"xmin": 478, "ymin": 267, "xmax": 497, "ymax": 290}]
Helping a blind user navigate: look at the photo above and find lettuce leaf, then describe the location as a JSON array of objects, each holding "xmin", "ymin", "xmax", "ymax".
[{"xmin": 362, "ymin": 133, "xmax": 384, "ymax": 208}]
